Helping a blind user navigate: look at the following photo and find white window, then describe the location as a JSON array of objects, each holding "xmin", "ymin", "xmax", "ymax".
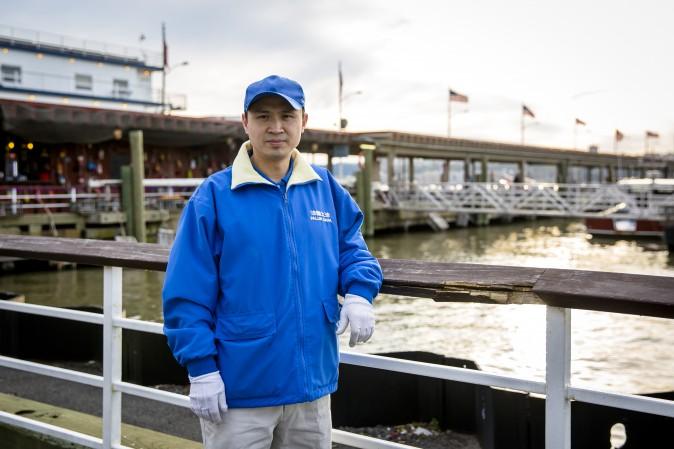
[
  {"xmin": 112, "ymin": 79, "xmax": 131, "ymax": 98},
  {"xmin": 1, "ymin": 65, "xmax": 21, "ymax": 84},
  {"xmin": 75, "ymin": 74, "xmax": 93, "ymax": 91}
]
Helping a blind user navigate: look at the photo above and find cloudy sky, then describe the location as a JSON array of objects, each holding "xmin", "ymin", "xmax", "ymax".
[{"xmin": 4, "ymin": 0, "xmax": 674, "ymax": 155}]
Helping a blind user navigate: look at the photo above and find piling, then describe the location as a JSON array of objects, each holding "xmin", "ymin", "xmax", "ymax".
[
  {"xmin": 664, "ymin": 206, "xmax": 674, "ymax": 252},
  {"xmin": 129, "ymin": 130, "xmax": 146, "ymax": 243},
  {"xmin": 120, "ymin": 165, "xmax": 134, "ymax": 237}
]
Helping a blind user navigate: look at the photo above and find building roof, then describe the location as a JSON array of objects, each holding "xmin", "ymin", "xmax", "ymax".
[{"xmin": 0, "ymin": 99, "xmax": 351, "ymax": 147}]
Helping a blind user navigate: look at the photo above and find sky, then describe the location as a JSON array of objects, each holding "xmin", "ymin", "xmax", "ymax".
[{"xmin": 4, "ymin": 0, "xmax": 674, "ymax": 155}]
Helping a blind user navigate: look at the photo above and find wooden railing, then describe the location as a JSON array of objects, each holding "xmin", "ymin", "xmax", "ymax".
[{"xmin": 0, "ymin": 234, "xmax": 673, "ymax": 449}]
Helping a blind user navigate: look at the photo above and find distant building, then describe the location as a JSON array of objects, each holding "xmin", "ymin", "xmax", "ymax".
[{"xmin": 0, "ymin": 24, "xmax": 185, "ymax": 112}]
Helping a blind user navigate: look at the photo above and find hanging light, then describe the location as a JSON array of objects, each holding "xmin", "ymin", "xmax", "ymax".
[
  {"xmin": 7, "ymin": 142, "xmax": 15, "ymax": 150},
  {"xmin": 27, "ymin": 142, "xmax": 34, "ymax": 150}
]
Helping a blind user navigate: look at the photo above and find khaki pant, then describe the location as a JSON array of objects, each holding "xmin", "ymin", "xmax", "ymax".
[{"xmin": 199, "ymin": 394, "xmax": 332, "ymax": 449}]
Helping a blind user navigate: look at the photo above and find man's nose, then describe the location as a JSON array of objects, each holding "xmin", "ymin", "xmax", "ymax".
[{"xmin": 268, "ymin": 117, "xmax": 283, "ymax": 133}]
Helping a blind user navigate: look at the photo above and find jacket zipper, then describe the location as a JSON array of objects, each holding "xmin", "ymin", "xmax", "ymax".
[{"xmin": 280, "ymin": 186, "xmax": 309, "ymax": 398}]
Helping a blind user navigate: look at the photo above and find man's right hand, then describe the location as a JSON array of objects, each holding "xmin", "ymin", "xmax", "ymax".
[{"xmin": 188, "ymin": 371, "xmax": 228, "ymax": 423}]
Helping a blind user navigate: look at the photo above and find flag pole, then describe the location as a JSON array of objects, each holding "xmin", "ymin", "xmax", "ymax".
[
  {"xmin": 338, "ymin": 61, "xmax": 344, "ymax": 130},
  {"xmin": 520, "ymin": 104, "xmax": 525, "ymax": 145},
  {"xmin": 573, "ymin": 122, "xmax": 577, "ymax": 150},
  {"xmin": 447, "ymin": 88, "xmax": 452, "ymax": 137},
  {"xmin": 616, "ymin": 137, "xmax": 622, "ymax": 180},
  {"xmin": 161, "ymin": 22, "xmax": 167, "ymax": 114}
]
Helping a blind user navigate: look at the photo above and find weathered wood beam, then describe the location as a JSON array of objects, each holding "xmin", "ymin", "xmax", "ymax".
[{"xmin": 1, "ymin": 235, "xmax": 672, "ymax": 319}]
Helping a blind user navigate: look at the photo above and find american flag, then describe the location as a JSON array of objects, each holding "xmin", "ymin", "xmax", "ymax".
[
  {"xmin": 615, "ymin": 129, "xmax": 624, "ymax": 142},
  {"xmin": 575, "ymin": 118, "xmax": 586, "ymax": 126},
  {"xmin": 646, "ymin": 130, "xmax": 659, "ymax": 138},
  {"xmin": 522, "ymin": 104, "xmax": 535, "ymax": 118},
  {"xmin": 449, "ymin": 89, "xmax": 468, "ymax": 103}
]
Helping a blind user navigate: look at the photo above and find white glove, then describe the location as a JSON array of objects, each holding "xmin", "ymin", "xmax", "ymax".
[
  {"xmin": 188, "ymin": 371, "xmax": 228, "ymax": 423},
  {"xmin": 336, "ymin": 294, "xmax": 375, "ymax": 347}
]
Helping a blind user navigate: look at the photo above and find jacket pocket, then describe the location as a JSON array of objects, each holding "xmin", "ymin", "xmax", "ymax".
[
  {"xmin": 215, "ymin": 312, "xmax": 276, "ymax": 340},
  {"xmin": 322, "ymin": 298, "xmax": 340, "ymax": 324}
]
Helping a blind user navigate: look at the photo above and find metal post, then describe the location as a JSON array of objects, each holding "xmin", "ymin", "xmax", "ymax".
[
  {"xmin": 608, "ymin": 165, "xmax": 616, "ymax": 183},
  {"xmin": 102, "ymin": 266, "xmax": 123, "ymax": 449},
  {"xmin": 546, "ymin": 306, "xmax": 571, "ymax": 449},
  {"xmin": 557, "ymin": 161, "xmax": 568, "ymax": 184},
  {"xmin": 129, "ymin": 131, "xmax": 146, "ymax": 242},
  {"xmin": 441, "ymin": 160, "xmax": 450, "ymax": 183},
  {"xmin": 387, "ymin": 150, "xmax": 395, "ymax": 188},
  {"xmin": 70, "ymin": 187, "xmax": 77, "ymax": 204},
  {"xmin": 10, "ymin": 188, "xmax": 17, "ymax": 215},
  {"xmin": 408, "ymin": 157, "xmax": 415, "ymax": 184},
  {"xmin": 518, "ymin": 160, "xmax": 527, "ymax": 182},
  {"xmin": 480, "ymin": 157, "xmax": 488, "ymax": 183}
]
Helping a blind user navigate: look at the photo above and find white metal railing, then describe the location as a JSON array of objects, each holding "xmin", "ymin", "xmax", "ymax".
[
  {"xmin": 1, "ymin": 265, "xmax": 674, "ymax": 448},
  {"xmin": 0, "ymin": 182, "xmax": 198, "ymax": 215},
  {"xmin": 7, "ymin": 179, "xmax": 674, "ymax": 221},
  {"xmin": 380, "ymin": 181, "xmax": 674, "ymax": 219},
  {"xmin": 0, "ymin": 23, "xmax": 163, "ymax": 67}
]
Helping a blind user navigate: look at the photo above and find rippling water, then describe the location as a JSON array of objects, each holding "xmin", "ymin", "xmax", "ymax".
[{"xmin": 3, "ymin": 219, "xmax": 673, "ymax": 394}]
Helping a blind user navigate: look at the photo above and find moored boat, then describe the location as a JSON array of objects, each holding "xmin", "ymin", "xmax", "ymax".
[{"xmin": 585, "ymin": 177, "xmax": 674, "ymax": 238}]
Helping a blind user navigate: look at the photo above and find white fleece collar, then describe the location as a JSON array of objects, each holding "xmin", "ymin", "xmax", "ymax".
[{"xmin": 230, "ymin": 140, "xmax": 321, "ymax": 190}]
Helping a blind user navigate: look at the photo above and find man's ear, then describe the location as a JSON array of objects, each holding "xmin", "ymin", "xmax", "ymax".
[
  {"xmin": 241, "ymin": 112, "xmax": 248, "ymax": 133},
  {"xmin": 301, "ymin": 112, "xmax": 308, "ymax": 132}
]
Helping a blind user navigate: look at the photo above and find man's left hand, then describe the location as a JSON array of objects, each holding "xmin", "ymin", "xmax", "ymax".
[{"xmin": 336, "ymin": 294, "xmax": 375, "ymax": 347}]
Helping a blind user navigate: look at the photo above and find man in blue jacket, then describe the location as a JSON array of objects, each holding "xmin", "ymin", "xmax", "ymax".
[{"xmin": 162, "ymin": 74, "xmax": 383, "ymax": 449}]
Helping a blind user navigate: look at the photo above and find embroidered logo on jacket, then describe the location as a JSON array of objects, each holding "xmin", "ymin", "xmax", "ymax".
[{"xmin": 310, "ymin": 210, "xmax": 332, "ymax": 223}]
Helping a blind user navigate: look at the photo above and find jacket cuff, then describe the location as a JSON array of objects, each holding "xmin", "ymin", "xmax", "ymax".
[
  {"xmin": 186, "ymin": 357, "xmax": 218, "ymax": 377},
  {"xmin": 347, "ymin": 284, "xmax": 376, "ymax": 303}
]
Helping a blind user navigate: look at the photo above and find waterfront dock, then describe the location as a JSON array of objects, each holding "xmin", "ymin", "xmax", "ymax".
[
  {"xmin": 1, "ymin": 235, "xmax": 673, "ymax": 448},
  {"xmin": 2, "ymin": 98, "xmax": 674, "ymax": 239}
]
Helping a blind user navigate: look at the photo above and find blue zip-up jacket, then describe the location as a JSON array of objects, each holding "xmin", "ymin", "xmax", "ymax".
[{"xmin": 162, "ymin": 141, "xmax": 383, "ymax": 408}]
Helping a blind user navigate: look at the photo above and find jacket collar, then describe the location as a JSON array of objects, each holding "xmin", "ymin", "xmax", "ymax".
[{"xmin": 231, "ymin": 140, "xmax": 321, "ymax": 190}]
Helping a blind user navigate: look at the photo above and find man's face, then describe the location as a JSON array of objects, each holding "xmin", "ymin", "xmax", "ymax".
[{"xmin": 242, "ymin": 95, "xmax": 308, "ymax": 163}]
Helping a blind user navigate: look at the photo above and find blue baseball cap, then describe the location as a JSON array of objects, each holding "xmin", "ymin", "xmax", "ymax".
[{"xmin": 244, "ymin": 75, "xmax": 305, "ymax": 112}]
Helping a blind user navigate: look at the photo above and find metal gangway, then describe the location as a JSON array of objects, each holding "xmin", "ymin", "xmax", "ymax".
[{"xmin": 378, "ymin": 180, "xmax": 674, "ymax": 219}]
